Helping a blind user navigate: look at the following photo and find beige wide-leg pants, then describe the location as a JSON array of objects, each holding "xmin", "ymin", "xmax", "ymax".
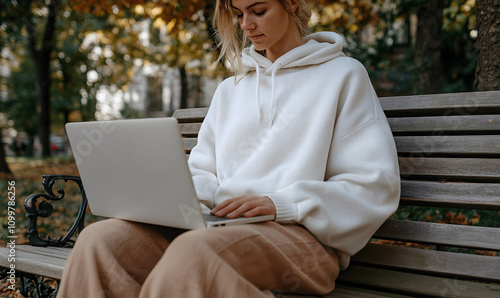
[{"xmin": 57, "ymin": 219, "xmax": 339, "ymax": 298}]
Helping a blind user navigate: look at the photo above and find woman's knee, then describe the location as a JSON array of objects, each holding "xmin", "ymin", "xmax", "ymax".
[
  {"xmin": 167, "ymin": 226, "xmax": 250, "ymax": 253},
  {"xmin": 75, "ymin": 219, "xmax": 148, "ymax": 251},
  {"xmin": 167, "ymin": 229, "xmax": 211, "ymax": 252},
  {"xmin": 164, "ymin": 226, "xmax": 263, "ymax": 270},
  {"xmin": 162, "ymin": 229, "xmax": 225, "ymax": 267}
]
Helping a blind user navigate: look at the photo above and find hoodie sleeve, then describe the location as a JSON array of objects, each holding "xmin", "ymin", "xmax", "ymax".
[
  {"xmin": 267, "ymin": 63, "xmax": 401, "ymax": 268},
  {"xmin": 187, "ymin": 94, "xmax": 220, "ymax": 209}
]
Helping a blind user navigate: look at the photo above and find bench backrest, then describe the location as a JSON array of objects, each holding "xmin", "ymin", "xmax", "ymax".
[{"xmin": 172, "ymin": 91, "xmax": 500, "ymax": 291}]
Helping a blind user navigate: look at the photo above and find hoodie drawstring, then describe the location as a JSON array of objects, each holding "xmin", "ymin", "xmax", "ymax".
[
  {"xmin": 252, "ymin": 59, "xmax": 262, "ymax": 122},
  {"xmin": 269, "ymin": 64, "xmax": 281, "ymax": 127},
  {"xmin": 253, "ymin": 58, "xmax": 282, "ymax": 127}
]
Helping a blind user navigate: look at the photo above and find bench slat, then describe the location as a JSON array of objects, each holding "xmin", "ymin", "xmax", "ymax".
[
  {"xmin": 176, "ymin": 113, "xmax": 500, "ymax": 137},
  {"xmin": 379, "ymin": 91, "xmax": 500, "ymax": 117},
  {"xmin": 0, "ymin": 246, "xmax": 69, "ymax": 280},
  {"xmin": 16, "ymin": 245, "xmax": 73, "ymax": 260},
  {"xmin": 400, "ymin": 180, "xmax": 500, "ymax": 210},
  {"xmin": 399, "ymin": 157, "xmax": 500, "ymax": 181},
  {"xmin": 172, "ymin": 92, "xmax": 500, "ymax": 120},
  {"xmin": 337, "ymin": 265, "xmax": 500, "ymax": 298},
  {"xmin": 281, "ymin": 285, "xmax": 413, "ymax": 297},
  {"xmin": 395, "ymin": 135, "xmax": 500, "ymax": 156},
  {"xmin": 330, "ymin": 286, "xmax": 412, "ymax": 298},
  {"xmin": 172, "ymin": 108, "xmax": 208, "ymax": 123},
  {"xmin": 172, "ymin": 92, "xmax": 500, "ymax": 121},
  {"xmin": 351, "ymin": 243, "xmax": 500, "ymax": 282},
  {"xmin": 185, "ymin": 134, "xmax": 500, "ymax": 157},
  {"xmin": 183, "ymin": 138, "xmax": 197, "ymax": 153},
  {"xmin": 179, "ymin": 123, "xmax": 202, "ymax": 137},
  {"xmin": 388, "ymin": 115, "xmax": 500, "ymax": 134},
  {"xmin": 176, "ymin": 112, "xmax": 500, "ymax": 136},
  {"xmin": 374, "ymin": 219, "xmax": 500, "ymax": 250},
  {"xmin": 183, "ymin": 147, "xmax": 500, "ymax": 182}
]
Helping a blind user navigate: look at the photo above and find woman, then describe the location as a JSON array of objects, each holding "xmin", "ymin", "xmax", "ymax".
[{"xmin": 57, "ymin": 0, "xmax": 400, "ymax": 297}]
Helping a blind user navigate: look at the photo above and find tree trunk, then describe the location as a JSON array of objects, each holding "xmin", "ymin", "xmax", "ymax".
[
  {"xmin": 24, "ymin": 0, "xmax": 60, "ymax": 157},
  {"xmin": 34, "ymin": 51, "xmax": 52, "ymax": 157},
  {"xmin": 179, "ymin": 66, "xmax": 189, "ymax": 109},
  {"xmin": 413, "ymin": 0, "xmax": 444, "ymax": 94},
  {"xmin": 475, "ymin": 0, "xmax": 500, "ymax": 91},
  {"xmin": 0, "ymin": 130, "xmax": 13, "ymax": 177}
]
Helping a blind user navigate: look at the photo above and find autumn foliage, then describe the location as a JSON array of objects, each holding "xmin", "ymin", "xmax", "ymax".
[{"xmin": 70, "ymin": 0, "xmax": 207, "ymax": 32}]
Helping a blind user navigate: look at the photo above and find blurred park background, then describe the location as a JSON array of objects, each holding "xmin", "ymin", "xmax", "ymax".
[
  {"xmin": 0, "ymin": 0, "xmax": 499, "ymax": 250},
  {"xmin": 1, "ymin": 0, "xmax": 500, "ymax": 164}
]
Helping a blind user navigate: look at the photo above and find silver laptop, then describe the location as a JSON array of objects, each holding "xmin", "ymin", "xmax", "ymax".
[{"xmin": 65, "ymin": 118, "xmax": 274, "ymax": 229}]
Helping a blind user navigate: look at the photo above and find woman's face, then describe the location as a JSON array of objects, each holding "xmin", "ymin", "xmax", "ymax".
[{"xmin": 231, "ymin": 0, "xmax": 303, "ymax": 62}]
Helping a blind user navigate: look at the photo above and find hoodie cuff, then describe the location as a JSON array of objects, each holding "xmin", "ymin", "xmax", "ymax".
[{"xmin": 266, "ymin": 193, "xmax": 297, "ymax": 223}]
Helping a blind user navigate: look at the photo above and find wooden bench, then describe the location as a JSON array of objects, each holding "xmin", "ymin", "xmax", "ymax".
[{"xmin": 1, "ymin": 91, "xmax": 500, "ymax": 297}]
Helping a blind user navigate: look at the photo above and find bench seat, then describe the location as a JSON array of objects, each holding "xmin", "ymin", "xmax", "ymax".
[
  {"xmin": 0, "ymin": 245, "xmax": 70, "ymax": 280},
  {"xmin": 2, "ymin": 91, "xmax": 500, "ymax": 297}
]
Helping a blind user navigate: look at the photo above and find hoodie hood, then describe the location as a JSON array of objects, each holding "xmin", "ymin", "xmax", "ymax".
[
  {"xmin": 241, "ymin": 31, "xmax": 346, "ymax": 75},
  {"xmin": 239, "ymin": 32, "xmax": 346, "ymax": 125}
]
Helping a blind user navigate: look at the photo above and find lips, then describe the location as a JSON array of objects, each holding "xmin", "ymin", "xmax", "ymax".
[{"xmin": 248, "ymin": 34, "xmax": 264, "ymax": 41}]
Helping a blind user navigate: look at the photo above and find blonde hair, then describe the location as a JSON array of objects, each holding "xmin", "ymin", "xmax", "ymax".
[{"xmin": 213, "ymin": 0, "xmax": 312, "ymax": 74}]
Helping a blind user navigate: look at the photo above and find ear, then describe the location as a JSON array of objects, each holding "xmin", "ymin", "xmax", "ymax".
[{"xmin": 288, "ymin": 0, "xmax": 299, "ymax": 12}]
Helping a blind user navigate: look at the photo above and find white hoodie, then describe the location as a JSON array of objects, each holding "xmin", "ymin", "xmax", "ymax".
[{"xmin": 188, "ymin": 32, "xmax": 400, "ymax": 269}]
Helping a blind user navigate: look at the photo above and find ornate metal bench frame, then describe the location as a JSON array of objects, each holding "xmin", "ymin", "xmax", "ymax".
[{"xmin": 4, "ymin": 175, "xmax": 88, "ymax": 297}]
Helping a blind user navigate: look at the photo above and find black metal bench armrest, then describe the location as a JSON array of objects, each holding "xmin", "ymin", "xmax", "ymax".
[{"xmin": 24, "ymin": 175, "xmax": 88, "ymax": 247}]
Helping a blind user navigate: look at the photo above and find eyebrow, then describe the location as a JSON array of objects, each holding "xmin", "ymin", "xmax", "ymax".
[{"xmin": 231, "ymin": 1, "xmax": 267, "ymax": 11}]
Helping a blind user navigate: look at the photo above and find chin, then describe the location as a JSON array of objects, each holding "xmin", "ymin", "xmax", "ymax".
[{"xmin": 253, "ymin": 44, "xmax": 265, "ymax": 51}]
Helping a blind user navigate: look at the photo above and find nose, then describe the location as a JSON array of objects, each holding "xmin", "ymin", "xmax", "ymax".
[{"xmin": 240, "ymin": 15, "xmax": 255, "ymax": 31}]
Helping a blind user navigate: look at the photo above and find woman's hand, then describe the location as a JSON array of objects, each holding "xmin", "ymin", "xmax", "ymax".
[{"xmin": 210, "ymin": 195, "xmax": 276, "ymax": 219}]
